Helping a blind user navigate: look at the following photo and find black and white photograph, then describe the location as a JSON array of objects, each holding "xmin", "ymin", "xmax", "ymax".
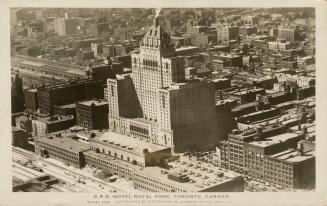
[{"xmin": 1, "ymin": 1, "xmax": 327, "ymax": 206}]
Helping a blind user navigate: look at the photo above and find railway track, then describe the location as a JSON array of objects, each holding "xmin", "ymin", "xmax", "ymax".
[{"xmin": 12, "ymin": 147, "xmax": 124, "ymax": 192}]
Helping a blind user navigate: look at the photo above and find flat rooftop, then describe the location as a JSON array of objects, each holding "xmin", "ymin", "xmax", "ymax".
[
  {"xmin": 84, "ymin": 149, "xmax": 142, "ymax": 170},
  {"xmin": 34, "ymin": 115, "xmax": 74, "ymax": 124},
  {"xmin": 232, "ymin": 102, "xmax": 257, "ymax": 112},
  {"xmin": 11, "ymin": 55, "xmax": 86, "ymax": 77},
  {"xmin": 38, "ymin": 135, "xmax": 90, "ymax": 153},
  {"xmin": 139, "ymin": 158, "xmax": 242, "ymax": 192},
  {"xmin": 77, "ymin": 99, "xmax": 108, "ymax": 107},
  {"xmin": 26, "ymin": 88, "xmax": 38, "ymax": 92},
  {"xmin": 93, "ymin": 131, "xmax": 169, "ymax": 155},
  {"xmin": 128, "ymin": 117, "xmax": 160, "ymax": 128},
  {"xmin": 21, "ymin": 60, "xmax": 45, "ymax": 67},
  {"xmin": 269, "ymin": 149, "xmax": 315, "ymax": 163},
  {"xmin": 230, "ymin": 87, "xmax": 264, "ymax": 96},
  {"xmin": 248, "ymin": 132, "xmax": 301, "ymax": 148},
  {"xmin": 251, "ymin": 112, "xmax": 301, "ymax": 127},
  {"xmin": 12, "ymin": 127, "xmax": 25, "ymax": 133},
  {"xmin": 53, "ymin": 103, "xmax": 76, "ymax": 109},
  {"xmin": 175, "ymin": 46, "xmax": 199, "ymax": 51}
]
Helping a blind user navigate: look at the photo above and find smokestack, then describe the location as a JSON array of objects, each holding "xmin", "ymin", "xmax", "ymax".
[
  {"xmin": 302, "ymin": 125, "xmax": 308, "ymax": 135},
  {"xmin": 301, "ymin": 112, "xmax": 307, "ymax": 123},
  {"xmin": 255, "ymin": 126, "xmax": 263, "ymax": 140},
  {"xmin": 297, "ymin": 142, "xmax": 304, "ymax": 156},
  {"xmin": 298, "ymin": 120, "xmax": 301, "ymax": 131},
  {"xmin": 154, "ymin": 8, "xmax": 161, "ymax": 26}
]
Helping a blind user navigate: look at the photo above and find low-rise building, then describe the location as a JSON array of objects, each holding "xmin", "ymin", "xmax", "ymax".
[
  {"xmin": 89, "ymin": 131, "xmax": 172, "ymax": 167},
  {"xmin": 134, "ymin": 163, "xmax": 244, "ymax": 192},
  {"xmin": 32, "ymin": 115, "xmax": 75, "ymax": 137},
  {"xmin": 35, "ymin": 135, "xmax": 90, "ymax": 168},
  {"xmin": 12, "ymin": 127, "xmax": 30, "ymax": 149}
]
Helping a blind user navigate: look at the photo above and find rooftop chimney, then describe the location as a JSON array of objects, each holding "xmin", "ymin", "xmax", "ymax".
[
  {"xmin": 302, "ymin": 125, "xmax": 308, "ymax": 135},
  {"xmin": 297, "ymin": 142, "xmax": 304, "ymax": 156}
]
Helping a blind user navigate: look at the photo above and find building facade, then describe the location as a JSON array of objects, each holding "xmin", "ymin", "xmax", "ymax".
[
  {"xmin": 76, "ymin": 99, "xmax": 109, "ymax": 130},
  {"xmin": 107, "ymin": 20, "xmax": 219, "ymax": 152},
  {"xmin": 217, "ymin": 26, "xmax": 239, "ymax": 46},
  {"xmin": 37, "ymin": 79, "xmax": 104, "ymax": 114}
]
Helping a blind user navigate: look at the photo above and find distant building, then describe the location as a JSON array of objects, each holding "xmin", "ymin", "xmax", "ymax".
[
  {"xmin": 89, "ymin": 23, "xmax": 109, "ymax": 36},
  {"xmin": 102, "ymin": 44, "xmax": 116, "ymax": 58},
  {"xmin": 297, "ymin": 56, "xmax": 315, "ymax": 68},
  {"xmin": 278, "ymin": 28, "xmax": 300, "ymax": 42},
  {"xmin": 54, "ymin": 17, "xmax": 78, "ymax": 36},
  {"xmin": 119, "ymin": 30, "xmax": 133, "ymax": 41},
  {"xmin": 275, "ymin": 73, "xmax": 315, "ymax": 87},
  {"xmin": 239, "ymin": 26, "xmax": 257, "ymax": 36},
  {"xmin": 270, "ymin": 28, "xmax": 278, "ymax": 37},
  {"xmin": 77, "ymin": 50, "xmax": 94, "ymax": 60},
  {"xmin": 171, "ymin": 36, "xmax": 191, "ymax": 47},
  {"xmin": 217, "ymin": 26, "xmax": 239, "ymax": 46},
  {"xmin": 186, "ymin": 20, "xmax": 206, "ymax": 34},
  {"xmin": 72, "ymin": 38, "xmax": 101, "ymax": 50},
  {"xmin": 11, "ymin": 56, "xmax": 86, "ymax": 84},
  {"xmin": 267, "ymin": 41, "xmax": 292, "ymax": 52},
  {"xmin": 91, "ymin": 43, "xmax": 103, "ymax": 57},
  {"xmin": 242, "ymin": 16, "xmax": 258, "ymax": 25},
  {"xmin": 10, "ymin": 10, "xmax": 17, "ymax": 27},
  {"xmin": 212, "ymin": 53, "xmax": 243, "ymax": 70}
]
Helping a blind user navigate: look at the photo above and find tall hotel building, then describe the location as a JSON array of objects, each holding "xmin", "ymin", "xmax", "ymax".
[{"xmin": 107, "ymin": 19, "xmax": 218, "ymax": 152}]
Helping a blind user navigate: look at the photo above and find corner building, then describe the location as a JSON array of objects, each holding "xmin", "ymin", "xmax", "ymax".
[{"xmin": 108, "ymin": 20, "xmax": 218, "ymax": 152}]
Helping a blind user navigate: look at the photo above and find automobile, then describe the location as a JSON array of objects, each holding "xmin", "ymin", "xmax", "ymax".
[
  {"xmin": 77, "ymin": 179, "xmax": 86, "ymax": 184},
  {"xmin": 32, "ymin": 166, "xmax": 43, "ymax": 172}
]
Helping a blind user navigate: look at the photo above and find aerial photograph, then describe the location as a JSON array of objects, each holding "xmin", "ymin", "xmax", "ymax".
[{"xmin": 10, "ymin": 7, "xmax": 315, "ymax": 193}]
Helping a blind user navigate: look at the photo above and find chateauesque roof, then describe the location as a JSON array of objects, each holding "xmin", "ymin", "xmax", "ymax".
[{"xmin": 142, "ymin": 19, "xmax": 174, "ymax": 49}]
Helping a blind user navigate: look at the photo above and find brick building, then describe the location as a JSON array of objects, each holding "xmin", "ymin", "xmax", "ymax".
[
  {"xmin": 37, "ymin": 79, "xmax": 104, "ymax": 114},
  {"xmin": 35, "ymin": 135, "xmax": 90, "ymax": 168},
  {"xmin": 76, "ymin": 99, "xmax": 109, "ymax": 130},
  {"xmin": 24, "ymin": 88, "xmax": 38, "ymax": 112},
  {"xmin": 32, "ymin": 115, "xmax": 75, "ymax": 137},
  {"xmin": 12, "ymin": 127, "xmax": 30, "ymax": 149}
]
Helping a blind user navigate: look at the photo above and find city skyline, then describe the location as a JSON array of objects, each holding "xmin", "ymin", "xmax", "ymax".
[{"xmin": 9, "ymin": 7, "xmax": 316, "ymax": 194}]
